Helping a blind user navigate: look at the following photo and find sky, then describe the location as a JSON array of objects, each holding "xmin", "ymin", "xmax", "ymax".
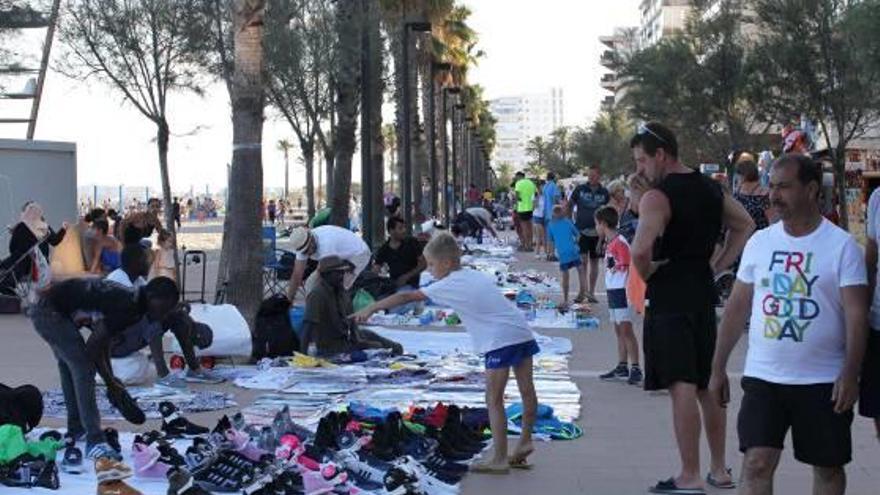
[{"xmin": 0, "ymin": 0, "xmax": 641, "ymax": 194}]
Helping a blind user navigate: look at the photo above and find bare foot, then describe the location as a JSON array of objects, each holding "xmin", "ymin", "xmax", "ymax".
[{"xmin": 471, "ymin": 460, "xmax": 510, "ymax": 475}]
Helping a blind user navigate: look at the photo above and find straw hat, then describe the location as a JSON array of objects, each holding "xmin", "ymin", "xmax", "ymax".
[{"xmin": 289, "ymin": 227, "xmax": 312, "ymax": 252}]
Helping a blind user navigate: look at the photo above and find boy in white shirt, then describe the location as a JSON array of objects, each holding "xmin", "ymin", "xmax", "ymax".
[
  {"xmin": 595, "ymin": 206, "xmax": 642, "ymax": 385},
  {"xmin": 353, "ymin": 233, "xmax": 539, "ymax": 474}
]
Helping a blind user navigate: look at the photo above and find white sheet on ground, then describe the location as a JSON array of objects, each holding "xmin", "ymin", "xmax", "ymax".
[{"xmin": 168, "ymin": 303, "xmax": 251, "ymax": 357}]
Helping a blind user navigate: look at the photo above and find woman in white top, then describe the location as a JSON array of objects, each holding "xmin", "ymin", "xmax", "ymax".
[{"xmin": 532, "ymin": 181, "xmax": 546, "ymax": 258}]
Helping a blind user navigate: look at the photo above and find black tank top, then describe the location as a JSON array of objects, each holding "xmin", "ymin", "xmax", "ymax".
[{"xmin": 646, "ymin": 170, "xmax": 723, "ymax": 313}]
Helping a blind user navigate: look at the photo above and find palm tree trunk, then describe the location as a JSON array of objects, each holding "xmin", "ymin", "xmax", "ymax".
[
  {"xmin": 303, "ymin": 142, "xmax": 316, "ymax": 219},
  {"xmin": 226, "ymin": 0, "xmax": 265, "ymax": 330},
  {"xmin": 391, "ymin": 30, "xmax": 406, "ymax": 203},
  {"xmin": 365, "ymin": 0, "xmax": 385, "ymax": 246},
  {"xmin": 330, "ymin": 0, "xmax": 360, "ymax": 227}
]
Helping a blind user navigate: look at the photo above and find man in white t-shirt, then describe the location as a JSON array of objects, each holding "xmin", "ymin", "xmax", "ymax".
[
  {"xmin": 861, "ymin": 187, "xmax": 880, "ymax": 438},
  {"xmin": 710, "ymin": 154, "xmax": 868, "ymax": 495},
  {"xmin": 286, "ymin": 225, "xmax": 371, "ymax": 299}
]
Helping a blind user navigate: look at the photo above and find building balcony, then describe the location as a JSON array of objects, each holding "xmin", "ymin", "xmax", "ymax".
[
  {"xmin": 600, "ymin": 73, "xmax": 617, "ymax": 91},
  {"xmin": 599, "ymin": 35, "xmax": 618, "ymax": 49},
  {"xmin": 600, "ymin": 50, "xmax": 617, "ymax": 68},
  {"xmin": 601, "ymin": 95, "xmax": 615, "ymax": 111}
]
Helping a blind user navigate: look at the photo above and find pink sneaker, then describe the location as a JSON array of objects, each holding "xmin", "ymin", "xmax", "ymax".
[
  {"xmin": 131, "ymin": 442, "xmax": 171, "ymax": 479},
  {"xmin": 302, "ymin": 463, "xmax": 348, "ymax": 495},
  {"xmin": 225, "ymin": 428, "xmax": 269, "ymax": 462},
  {"xmin": 275, "ymin": 434, "xmax": 301, "ymax": 461}
]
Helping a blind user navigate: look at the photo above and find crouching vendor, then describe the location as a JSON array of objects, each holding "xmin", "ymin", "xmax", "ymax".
[{"xmin": 302, "ymin": 256, "xmax": 403, "ymax": 356}]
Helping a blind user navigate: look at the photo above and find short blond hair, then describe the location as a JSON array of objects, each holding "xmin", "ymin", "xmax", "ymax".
[
  {"xmin": 423, "ymin": 232, "xmax": 461, "ymax": 262},
  {"xmin": 607, "ymin": 179, "xmax": 626, "ymax": 197}
]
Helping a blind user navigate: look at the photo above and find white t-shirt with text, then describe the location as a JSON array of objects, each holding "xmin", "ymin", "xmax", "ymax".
[
  {"xmin": 737, "ymin": 219, "xmax": 867, "ymax": 384},
  {"xmin": 419, "ymin": 268, "xmax": 535, "ymax": 354}
]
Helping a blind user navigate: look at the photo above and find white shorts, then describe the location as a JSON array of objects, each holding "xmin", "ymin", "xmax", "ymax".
[{"xmin": 609, "ymin": 307, "xmax": 633, "ymax": 324}]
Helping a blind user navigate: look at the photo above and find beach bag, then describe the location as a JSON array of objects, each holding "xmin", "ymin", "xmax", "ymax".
[
  {"xmin": 627, "ymin": 270, "xmax": 646, "ymax": 315},
  {"xmin": 253, "ymin": 294, "xmax": 298, "ymax": 360},
  {"xmin": 352, "ymin": 289, "xmax": 376, "ymax": 313}
]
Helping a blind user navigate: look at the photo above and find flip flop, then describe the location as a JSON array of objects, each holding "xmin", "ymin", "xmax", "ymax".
[
  {"xmin": 508, "ymin": 457, "xmax": 533, "ymax": 470},
  {"xmin": 470, "ymin": 462, "xmax": 510, "ymax": 475},
  {"xmin": 706, "ymin": 468, "xmax": 736, "ymax": 489},
  {"xmin": 648, "ymin": 477, "xmax": 706, "ymax": 494}
]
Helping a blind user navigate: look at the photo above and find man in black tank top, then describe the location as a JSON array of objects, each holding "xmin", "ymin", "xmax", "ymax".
[{"xmin": 629, "ymin": 123, "xmax": 755, "ymax": 494}]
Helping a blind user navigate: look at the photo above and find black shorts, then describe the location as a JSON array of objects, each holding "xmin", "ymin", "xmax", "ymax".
[
  {"xmin": 518, "ymin": 211, "xmax": 533, "ymax": 222},
  {"xmin": 642, "ymin": 309, "xmax": 716, "ymax": 391},
  {"xmin": 738, "ymin": 377, "xmax": 853, "ymax": 467},
  {"xmin": 860, "ymin": 331, "xmax": 880, "ymax": 418},
  {"xmin": 577, "ymin": 234, "xmax": 603, "ymax": 259}
]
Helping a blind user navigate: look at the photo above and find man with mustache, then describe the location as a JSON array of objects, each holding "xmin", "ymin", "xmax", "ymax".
[
  {"xmin": 710, "ymin": 154, "xmax": 868, "ymax": 495},
  {"xmin": 629, "ymin": 122, "xmax": 754, "ymax": 494}
]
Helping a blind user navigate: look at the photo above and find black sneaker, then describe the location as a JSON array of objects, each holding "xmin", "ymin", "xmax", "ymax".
[
  {"xmin": 628, "ymin": 366, "xmax": 644, "ymax": 385},
  {"xmin": 33, "ymin": 460, "xmax": 60, "ymax": 490},
  {"xmin": 136, "ymin": 434, "xmax": 185, "ymax": 468},
  {"xmin": 599, "ymin": 363, "xmax": 629, "ymax": 381},
  {"xmin": 60, "ymin": 435, "xmax": 83, "ymax": 474},
  {"xmin": 383, "ymin": 466, "xmax": 424, "ymax": 495},
  {"xmin": 160, "ymin": 401, "xmax": 210, "ymax": 438},
  {"xmin": 104, "ymin": 428, "xmax": 122, "ymax": 454},
  {"xmin": 167, "ymin": 467, "xmax": 212, "ymax": 495}
]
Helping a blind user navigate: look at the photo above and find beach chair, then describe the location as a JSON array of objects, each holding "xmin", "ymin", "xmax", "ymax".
[{"xmin": 262, "ymin": 226, "xmax": 295, "ymax": 297}]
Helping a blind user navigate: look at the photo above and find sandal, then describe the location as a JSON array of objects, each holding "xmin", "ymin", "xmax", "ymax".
[
  {"xmin": 470, "ymin": 462, "xmax": 510, "ymax": 475},
  {"xmin": 508, "ymin": 458, "xmax": 533, "ymax": 470},
  {"xmin": 648, "ymin": 478, "xmax": 706, "ymax": 494},
  {"xmin": 706, "ymin": 468, "xmax": 736, "ymax": 489}
]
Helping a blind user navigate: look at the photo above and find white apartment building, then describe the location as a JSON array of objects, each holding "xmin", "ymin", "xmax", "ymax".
[
  {"xmin": 490, "ymin": 88, "xmax": 564, "ymax": 171},
  {"xmin": 599, "ymin": 27, "xmax": 639, "ymax": 111},
  {"xmin": 639, "ymin": 0, "xmax": 692, "ymax": 47}
]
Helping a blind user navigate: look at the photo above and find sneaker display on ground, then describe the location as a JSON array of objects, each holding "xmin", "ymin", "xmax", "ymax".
[
  {"xmin": 0, "ymin": 457, "xmax": 60, "ymax": 490},
  {"xmin": 94, "ymin": 457, "xmax": 134, "ymax": 483},
  {"xmin": 628, "ymin": 366, "xmax": 644, "ymax": 385},
  {"xmin": 33, "ymin": 460, "xmax": 60, "ymax": 490},
  {"xmin": 383, "ymin": 465, "xmax": 426, "ymax": 495},
  {"xmin": 599, "ymin": 363, "xmax": 629, "ymax": 381},
  {"xmin": 166, "ymin": 467, "xmax": 212, "ymax": 495},
  {"xmin": 159, "ymin": 401, "xmax": 210, "ymax": 438},
  {"xmin": 97, "ymin": 479, "xmax": 143, "ymax": 495},
  {"xmin": 301, "ymin": 463, "xmax": 348, "ymax": 495}
]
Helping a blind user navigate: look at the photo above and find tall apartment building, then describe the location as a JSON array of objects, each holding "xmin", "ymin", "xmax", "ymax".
[
  {"xmin": 490, "ymin": 88, "xmax": 564, "ymax": 171},
  {"xmin": 639, "ymin": 0, "xmax": 692, "ymax": 47},
  {"xmin": 599, "ymin": 27, "xmax": 639, "ymax": 112}
]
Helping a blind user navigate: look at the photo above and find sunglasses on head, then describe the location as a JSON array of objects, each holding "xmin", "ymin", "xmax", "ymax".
[{"xmin": 637, "ymin": 123, "xmax": 669, "ymax": 145}]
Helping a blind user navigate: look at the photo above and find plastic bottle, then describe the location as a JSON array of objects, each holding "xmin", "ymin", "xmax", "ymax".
[{"xmin": 307, "ymin": 342, "xmax": 318, "ymax": 357}]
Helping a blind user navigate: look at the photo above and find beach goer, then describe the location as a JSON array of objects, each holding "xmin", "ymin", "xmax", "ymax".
[
  {"xmin": 630, "ymin": 122, "xmax": 754, "ymax": 493},
  {"xmin": 545, "ymin": 205, "xmax": 585, "ymax": 307},
  {"xmin": 711, "ymin": 154, "xmax": 867, "ymax": 495},
  {"xmin": 89, "ymin": 218, "xmax": 122, "ymax": 274},
  {"xmin": 570, "ymin": 165, "xmax": 609, "ymax": 303},
  {"xmin": 513, "ymin": 172, "xmax": 536, "ymax": 252},
  {"xmin": 353, "ymin": 233, "xmax": 539, "ymax": 474},
  {"xmin": 594, "ymin": 205, "xmax": 641, "ymax": 385}
]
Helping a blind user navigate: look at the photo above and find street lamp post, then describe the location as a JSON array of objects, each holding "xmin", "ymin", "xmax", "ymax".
[
  {"xmin": 402, "ymin": 21, "xmax": 431, "ymax": 232},
  {"xmin": 452, "ymin": 102, "xmax": 464, "ymax": 216}
]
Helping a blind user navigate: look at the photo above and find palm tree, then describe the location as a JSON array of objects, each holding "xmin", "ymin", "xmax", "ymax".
[
  {"xmin": 526, "ymin": 136, "xmax": 549, "ymax": 170},
  {"xmin": 277, "ymin": 139, "xmax": 294, "ymax": 201},
  {"xmin": 330, "ymin": 0, "xmax": 360, "ymax": 227},
  {"xmin": 224, "ymin": 0, "xmax": 266, "ymax": 328}
]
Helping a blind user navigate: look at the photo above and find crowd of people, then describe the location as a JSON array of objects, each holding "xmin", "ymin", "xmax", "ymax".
[{"xmin": 3, "ymin": 118, "xmax": 879, "ymax": 494}]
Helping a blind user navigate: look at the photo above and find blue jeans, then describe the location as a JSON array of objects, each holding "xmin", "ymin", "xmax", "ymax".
[{"xmin": 29, "ymin": 300, "xmax": 104, "ymax": 448}]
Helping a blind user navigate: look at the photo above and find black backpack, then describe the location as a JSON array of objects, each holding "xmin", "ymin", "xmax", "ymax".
[
  {"xmin": 252, "ymin": 294, "xmax": 298, "ymax": 361},
  {"xmin": 276, "ymin": 252, "xmax": 297, "ymax": 281}
]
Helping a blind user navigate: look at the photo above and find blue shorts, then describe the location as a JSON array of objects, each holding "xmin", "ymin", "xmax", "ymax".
[
  {"xmin": 533, "ymin": 216, "xmax": 545, "ymax": 226},
  {"xmin": 485, "ymin": 340, "xmax": 540, "ymax": 369},
  {"xmin": 559, "ymin": 259, "xmax": 582, "ymax": 272}
]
